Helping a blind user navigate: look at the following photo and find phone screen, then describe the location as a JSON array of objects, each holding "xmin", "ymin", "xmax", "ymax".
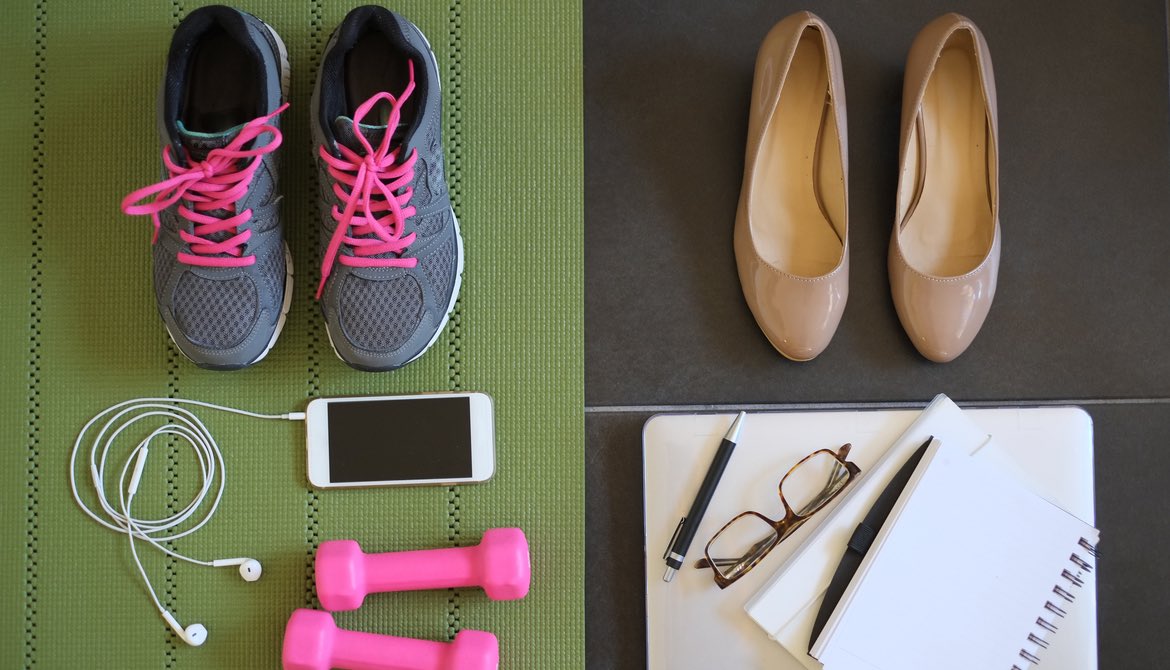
[{"xmin": 326, "ymin": 397, "xmax": 472, "ymax": 482}]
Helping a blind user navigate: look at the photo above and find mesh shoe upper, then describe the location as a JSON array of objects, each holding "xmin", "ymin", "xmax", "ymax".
[
  {"xmin": 313, "ymin": 6, "xmax": 461, "ymax": 372},
  {"xmin": 172, "ymin": 273, "xmax": 259, "ymax": 349},
  {"xmin": 338, "ymin": 274, "xmax": 424, "ymax": 352}
]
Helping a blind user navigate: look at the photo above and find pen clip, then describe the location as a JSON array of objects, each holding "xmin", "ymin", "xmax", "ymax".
[{"xmin": 664, "ymin": 517, "xmax": 686, "ymax": 559}]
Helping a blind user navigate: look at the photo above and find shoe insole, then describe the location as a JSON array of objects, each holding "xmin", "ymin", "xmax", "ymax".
[
  {"xmin": 900, "ymin": 36, "xmax": 993, "ymax": 277},
  {"xmin": 345, "ymin": 29, "xmax": 419, "ymax": 128},
  {"xmin": 182, "ymin": 26, "xmax": 260, "ymax": 133},
  {"xmin": 750, "ymin": 30, "xmax": 842, "ymax": 278}
]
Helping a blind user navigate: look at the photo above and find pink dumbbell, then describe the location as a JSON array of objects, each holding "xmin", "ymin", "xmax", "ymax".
[
  {"xmin": 283, "ymin": 609, "xmax": 498, "ymax": 670},
  {"xmin": 316, "ymin": 528, "xmax": 531, "ymax": 612}
]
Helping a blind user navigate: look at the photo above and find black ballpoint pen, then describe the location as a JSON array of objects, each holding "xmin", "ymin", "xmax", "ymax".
[{"xmin": 663, "ymin": 411, "xmax": 746, "ymax": 582}]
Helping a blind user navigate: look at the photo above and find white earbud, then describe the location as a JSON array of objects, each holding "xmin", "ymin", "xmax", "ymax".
[
  {"xmin": 239, "ymin": 559, "xmax": 262, "ymax": 582},
  {"xmin": 162, "ymin": 610, "xmax": 208, "ymax": 647},
  {"xmin": 212, "ymin": 557, "xmax": 263, "ymax": 582}
]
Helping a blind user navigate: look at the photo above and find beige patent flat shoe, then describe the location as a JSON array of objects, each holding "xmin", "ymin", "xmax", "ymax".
[
  {"xmin": 733, "ymin": 12, "xmax": 848, "ymax": 362},
  {"xmin": 890, "ymin": 14, "xmax": 1000, "ymax": 363}
]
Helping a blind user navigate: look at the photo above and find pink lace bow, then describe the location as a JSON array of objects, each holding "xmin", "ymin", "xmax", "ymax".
[
  {"xmin": 121, "ymin": 103, "xmax": 289, "ymax": 268},
  {"xmin": 316, "ymin": 62, "xmax": 420, "ymax": 299}
]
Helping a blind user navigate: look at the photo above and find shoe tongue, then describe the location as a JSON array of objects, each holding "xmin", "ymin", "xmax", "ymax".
[
  {"xmin": 176, "ymin": 120, "xmax": 246, "ymax": 161},
  {"xmin": 332, "ymin": 116, "xmax": 408, "ymax": 153}
]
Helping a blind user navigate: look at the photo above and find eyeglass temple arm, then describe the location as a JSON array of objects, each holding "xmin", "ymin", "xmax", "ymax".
[{"xmin": 694, "ymin": 535, "xmax": 777, "ymax": 570}]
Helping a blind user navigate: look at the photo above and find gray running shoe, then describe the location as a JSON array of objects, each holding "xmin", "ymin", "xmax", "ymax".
[
  {"xmin": 312, "ymin": 6, "xmax": 462, "ymax": 372},
  {"xmin": 122, "ymin": 6, "xmax": 291, "ymax": 370}
]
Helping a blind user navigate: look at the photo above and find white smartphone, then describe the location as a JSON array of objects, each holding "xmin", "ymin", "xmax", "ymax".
[{"xmin": 305, "ymin": 392, "xmax": 495, "ymax": 488}]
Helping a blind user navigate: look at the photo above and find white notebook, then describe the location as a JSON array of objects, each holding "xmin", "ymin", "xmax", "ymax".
[{"xmin": 810, "ymin": 435, "xmax": 1100, "ymax": 670}]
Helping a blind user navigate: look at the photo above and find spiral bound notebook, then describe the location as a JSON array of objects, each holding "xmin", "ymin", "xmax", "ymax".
[{"xmin": 809, "ymin": 434, "xmax": 1100, "ymax": 670}]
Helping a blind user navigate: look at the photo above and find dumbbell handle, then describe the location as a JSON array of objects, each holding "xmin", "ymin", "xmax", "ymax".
[
  {"xmin": 331, "ymin": 628, "xmax": 449, "ymax": 670},
  {"xmin": 364, "ymin": 546, "xmax": 480, "ymax": 594}
]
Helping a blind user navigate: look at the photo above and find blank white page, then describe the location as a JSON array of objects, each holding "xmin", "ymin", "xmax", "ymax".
[{"xmin": 815, "ymin": 438, "xmax": 1098, "ymax": 670}]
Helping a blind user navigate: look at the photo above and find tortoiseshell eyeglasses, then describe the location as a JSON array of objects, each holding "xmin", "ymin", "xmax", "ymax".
[{"xmin": 695, "ymin": 444, "xmax": 861, "ymax": 588}]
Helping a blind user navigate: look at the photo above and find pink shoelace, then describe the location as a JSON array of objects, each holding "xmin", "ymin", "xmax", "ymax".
[
  {"xmin": 121, "ymin": 103, "xmax": 289, "ymax": 268},
  {"xmin": 316, "ymin": 61, "xmax": 419, "ymax": 299}
]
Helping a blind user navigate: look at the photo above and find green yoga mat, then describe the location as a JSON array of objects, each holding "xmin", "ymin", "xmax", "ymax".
[{"xmin": 0, "ymin": 1, "xmax": 583, "ymax": 667}]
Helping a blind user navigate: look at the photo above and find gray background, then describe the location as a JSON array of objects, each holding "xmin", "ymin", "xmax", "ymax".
[{"xmin": 584, "ymin": 0, "xmax": 1170, "ymax": 666}]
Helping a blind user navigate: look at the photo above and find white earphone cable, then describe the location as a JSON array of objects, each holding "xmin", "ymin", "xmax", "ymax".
[
  {"xmin": 124, "ymin": 492, "xmax": 167, "ymax": 614},
  {"xmin": 69, "ymin": 398, "xmax": 306, "ymax": 568}
]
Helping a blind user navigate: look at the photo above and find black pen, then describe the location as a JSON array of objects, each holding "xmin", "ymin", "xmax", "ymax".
[{"xmin": 663, "ymin": 411, "xmax": 746, "ymax": 583}]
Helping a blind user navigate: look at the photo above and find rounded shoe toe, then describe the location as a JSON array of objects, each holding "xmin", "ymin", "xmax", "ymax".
[
  {"xmin": 324, "ymin": 270, "xmax": 443, "ymax": 372},
  {"xmin": 753, "ymin": 291, "xmax": 844, "ymax": 362},
  {"xmin": 888, "ymin": 242, "xmax": 998, "ymax": 363},
  {"xmin": 163, "ymin": 271, "xmax": 280, "ymax": 370},
  {"xmin": 893, "ymin": 299, "xmax": 980, "ymax": 363},
  {"xmin": 737, "ymin": 250, "xmax": 847, "ymax": 362}
]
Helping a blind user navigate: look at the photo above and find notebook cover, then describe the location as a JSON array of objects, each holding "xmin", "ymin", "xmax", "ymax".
[{"xmin": 811, "ymin": 435, "xmax": 1098, "ymax": 669}]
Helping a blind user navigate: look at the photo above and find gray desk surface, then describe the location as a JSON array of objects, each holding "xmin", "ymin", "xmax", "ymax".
[
  {"xmin": 585, "ymin": 0, "xmax": 1170, "ymax": 406},
  {"xmin": 584, "ymin": 0, "xmax": 1170, "ymax": 666}
]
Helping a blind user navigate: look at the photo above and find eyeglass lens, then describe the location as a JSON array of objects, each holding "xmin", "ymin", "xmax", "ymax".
[
  {"xmin": 705, "ymin": 513, "xmax": 780, "ymax": 581},
  {"xmin": 782, "ymin": 451, "xmax": 851, "ymax": 517}
]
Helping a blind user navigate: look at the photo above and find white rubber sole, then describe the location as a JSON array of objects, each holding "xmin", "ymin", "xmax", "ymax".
[
  {"xmin": 400, "ymin": 23, "xmax": 458, "ymax": 367},
  {"xmin": 249, "ymin": 243, "xmax": 295, "ymax": 365},
  {"xmin": 412, "ymin": 211, "xmax": 465, "ymax": 365},
  {"xmin": 248, "ymin": 19, "xmax": 293, "ymax": 367}
]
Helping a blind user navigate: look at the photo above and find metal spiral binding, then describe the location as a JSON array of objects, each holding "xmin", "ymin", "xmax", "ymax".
[
  {"xmin": 1078, "ymin": 537, "xmax": 1099, "ymax": 558},
  {"xmin": 1013, "ymin": 535, "xmax": 1097, "ymax": 669}
]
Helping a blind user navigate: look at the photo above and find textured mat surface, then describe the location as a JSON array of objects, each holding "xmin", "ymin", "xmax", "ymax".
[{"xmin": 0, "ymin": 1, "xmax": 583, "ymax": 668}]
